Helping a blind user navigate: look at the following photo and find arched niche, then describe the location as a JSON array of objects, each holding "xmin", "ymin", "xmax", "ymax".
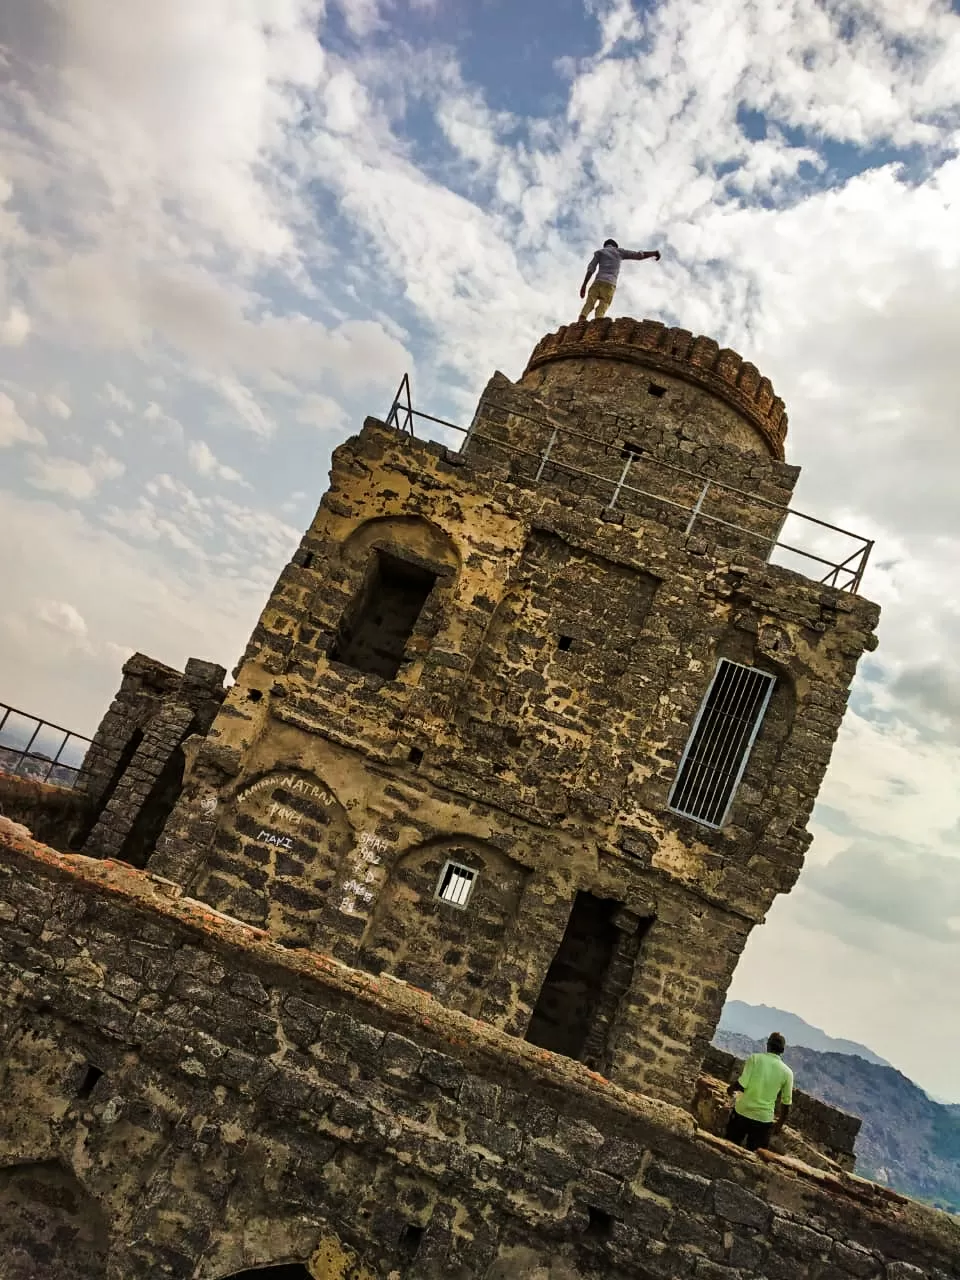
[
  {"xmin": 204, "ymin": 1222, "xmax": 379, "ymax": 1280},
  {"xmin": 192, "ymin": 769, "xmax": 355, "ymax": 946},
  {"xmin": 340, "ymin": 513, "xmax": 461, "ymax": 572},
  {"xmin": 327, "ymin": 515, "xmax": 460, "ymax": 681},
  {"xmin": 0, "ymin": 1160, "xmax": 109, "ymax": 1280},
  {"xmin": 358, "ymin": 836, "xmax": 529, "ymax": 1014}
]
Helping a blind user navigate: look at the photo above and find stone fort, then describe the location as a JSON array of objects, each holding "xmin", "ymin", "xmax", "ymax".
[{"xmin": 0, "ymin": 317, "xmax": 956, "ymax": 1279}]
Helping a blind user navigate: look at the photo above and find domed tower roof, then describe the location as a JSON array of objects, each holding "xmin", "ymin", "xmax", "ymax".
[{"xmin": 522, "ymin": 317, "xmax": 788, "ymax": 461}]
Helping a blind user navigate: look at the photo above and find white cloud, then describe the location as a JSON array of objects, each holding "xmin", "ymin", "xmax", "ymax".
[
  {"xmin": 26, "ymin": 447, "xmax": 125, "ymax": 500},
  {"xmin": 0, "ymin": 489, "xmax": 270, "ymax": 732},
  {"xmin": 0, "ymin": 392, "xmax": 45, "ymax": 448},
  {"xmin": 187, "ymin": 438, "xmax": 248, "ymax": 486},
  {"xmin": 35, "ymin": 599, "xmax": 88, "ymax": 638},
  {"xmin": 335, "ymin": 0, "xmax": 385, "ymax": 39},
  {"xmin": 208, "ymin": 374, "xmax": 276, "ymax": 437},
  {"xmin": 0, "ymin": 305, "xmax": 30, "ymax": 346},
  {"xmin": 33, "ymin": 599, "xmax": 91, "ymax": 654},
  {"xmin": 44, "ymin": 393, "xmax": 72, "ymax": 420},
  {"xmin": 102, "ymin": 382, "xmax": 135, "ymax": 411},
  {"xmin": 143, "ymin": 401, "xmax": 186, "ymax": 442},
  {"xmin": 296, "ymin": 392, "xmax": 347, "ymax": 432}
]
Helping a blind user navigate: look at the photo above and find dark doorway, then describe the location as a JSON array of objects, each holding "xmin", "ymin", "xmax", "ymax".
[
  {"xmin": 525, "ymin": 893, "xmax": 649, "ymax": 1067},
  {"xmin": 332, "ymin": 550, "xmax": 437, "ymax": 679}
]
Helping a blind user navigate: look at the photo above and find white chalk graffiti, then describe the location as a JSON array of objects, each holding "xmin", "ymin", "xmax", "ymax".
[
  {"xmin": 256, "ymin": 829, "xmax": 294, "ymax": 851},
  {"xmin": 238, "ymin": 773, "xmax": 336, "ymax": 806},
  {"xmin": 199, "ymin": 794, "xmax": 218, "ymax": 817},
  {"xmin": 338, "ymin": 832, "xmax": 389, "ymax": 915},
  {"xmin": 266, "ymin": 801, "xmax": 303, "ymax": 826}
]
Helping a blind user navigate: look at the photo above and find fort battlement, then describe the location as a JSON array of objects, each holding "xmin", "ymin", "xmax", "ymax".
[{"xmin": 524, "ymin": 319, "xmax": 788, "ymax": 458}]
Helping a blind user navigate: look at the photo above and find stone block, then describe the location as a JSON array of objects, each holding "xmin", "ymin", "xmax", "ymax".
[
  {"xmin": 646, "ymin": 1160, "xmax": 712, "ymax": 1213},
  {"xmin": 712, "ymin": 1179, "xmax": 772, "ymax": 1230}
]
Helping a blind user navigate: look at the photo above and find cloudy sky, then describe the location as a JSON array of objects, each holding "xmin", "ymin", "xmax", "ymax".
[{"xmin": 1, "ymin": 0, "xmax": 959, "ymax": 1099}]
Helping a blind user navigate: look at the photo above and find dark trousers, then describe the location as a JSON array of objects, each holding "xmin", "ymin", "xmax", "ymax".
[{"xmin": 725, "ymin": 1109, "xmax": 774, "ymax": 1151}]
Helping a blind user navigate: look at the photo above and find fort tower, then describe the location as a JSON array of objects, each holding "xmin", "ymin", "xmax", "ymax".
[
  {"xmin": 5, "ymin": 321, "xmax": 951, "ymax": 1280},
  {"xmin": 147, "ymin": 316, "xmax": 874, "ymax": 1106}
]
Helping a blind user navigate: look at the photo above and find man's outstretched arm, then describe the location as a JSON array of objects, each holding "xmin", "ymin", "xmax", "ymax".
[
  {"xmin": 620, "ymin": 249, "xmax": 661, "ymax": 261},
  {"xmin": 580, "ymin": 252, "xmax": 600, "ymax": 299}
]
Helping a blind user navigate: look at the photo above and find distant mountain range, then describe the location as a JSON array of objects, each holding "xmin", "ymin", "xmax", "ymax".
[
  {"xmin": 719, "ymin": 1000, "xmax": 892, "ymax": 1067},
  {"xmin": 715, "ymin": 1004, "xmax": 960, "ymax": 1215}
]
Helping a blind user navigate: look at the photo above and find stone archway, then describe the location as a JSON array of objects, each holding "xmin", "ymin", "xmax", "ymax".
[
  {"xmin": 191, "ymin": 768, "xmax": 355, "ymax": 945},
  {"xmin": 0, "ymin": 1160, "xmax": 109, "ymax": 1279},
  {"xmin": 207, "ymin": 1228, "xmax": 378, "ymax": 1280}
]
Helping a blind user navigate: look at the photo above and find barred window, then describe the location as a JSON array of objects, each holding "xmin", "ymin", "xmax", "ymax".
[
  {"xmin": 668, "ymin": 660, "xmax": 775, "ymax": 828},
  {"xmin": 435, "ymin": 860, "xmax": 477, "ymax": 908}
]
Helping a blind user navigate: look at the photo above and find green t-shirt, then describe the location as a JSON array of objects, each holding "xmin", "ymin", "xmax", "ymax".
[{"xmin": 734, "ymin": 1051, "xmax": 794, "ymax": 1123}]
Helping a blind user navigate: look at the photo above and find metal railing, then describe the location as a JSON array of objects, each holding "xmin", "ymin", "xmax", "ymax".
[
  {"xmin": 385, "ymin": 378, "xmax": 873, "ymax": 593},
  {"xmin": 0, "ymin": 702, "xmax": 91, "ymax": 788}
]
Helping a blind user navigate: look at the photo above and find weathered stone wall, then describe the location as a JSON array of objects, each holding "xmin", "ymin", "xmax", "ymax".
[
  {"xmin": 0, "ymin": 833, "xmax": 956, "ymax": 1280},
  {"xmin": 523, "ymin": 319, "xmax": 789, "ymax": 459},
  {"xmin": 469, "ymin": 367, "xmax": 797, "ymax": 556},
  {"xmin": 0, "ymin": 774, "xmax": 88, "ymax": 850}
]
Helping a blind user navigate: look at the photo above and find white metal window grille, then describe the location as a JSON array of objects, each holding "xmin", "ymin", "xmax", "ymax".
[
  {"xmin": 435, "ymin": 861, "xmax": 477, "ymax": 908},
  {"xmin": 668, "ymin": 659, "xmax": 776, "ymax": 828}
]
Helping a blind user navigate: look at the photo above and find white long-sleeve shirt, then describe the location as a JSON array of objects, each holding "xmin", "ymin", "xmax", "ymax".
[{"xmin": 585, "ymin": 245, "xmax": 650, "ymax": 284}]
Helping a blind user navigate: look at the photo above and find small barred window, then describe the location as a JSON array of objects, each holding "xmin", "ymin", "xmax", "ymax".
[{"xmin": 435, "ymin": 860, "xmax": 477, "ymax": 908}]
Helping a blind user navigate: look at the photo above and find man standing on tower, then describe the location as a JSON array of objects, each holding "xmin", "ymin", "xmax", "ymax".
[
  {"xmin": 578, "ymin": 238, "xmax": 660, "ymax": 320},
  {"xmin": 725, "ymin": 1031, "xmax": 794, "ymax": 1151}
]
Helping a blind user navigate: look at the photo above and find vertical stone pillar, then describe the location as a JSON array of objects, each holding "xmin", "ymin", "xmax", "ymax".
[{"xmin": 81, "ymin": 704, "xmax": 194, "ymax": 864}]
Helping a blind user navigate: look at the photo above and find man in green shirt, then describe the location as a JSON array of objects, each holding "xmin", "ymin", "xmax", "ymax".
[{"xmin": 725, "ymin": 1032, "xmax": 793, "ymax": 1151}]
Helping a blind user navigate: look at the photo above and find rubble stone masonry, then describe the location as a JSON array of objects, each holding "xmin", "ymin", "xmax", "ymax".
[
  {"xmin": 150, "ymin": 321, "xmax": 878, "ymax": 1108},
  {"xmin": 0, "ymin": 833, "xmax": 956, "ymax": 1279}
]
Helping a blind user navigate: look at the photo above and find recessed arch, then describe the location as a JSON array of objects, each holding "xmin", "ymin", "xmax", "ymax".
[
  {"xmin": 359, "ymin": 835, "xmax": 529, "ymax": 1013},
  {"xmin": 340, "ymin": 513, "xmax": 461, "ymax": 573},
  {"xmin": 190, "ymin": 766, "xmax": 355, "ymax": 945},
  {"xmin": 331, "ymin": 516, "xmax": 460, "ymax": 680},
  {"xmin": 200, "ymin": 1219, "xmax": 380, "ymax": 1280},
  {"xmin": 0, "ymin": 1159, "xmax": 108, "ymax": 1280}
]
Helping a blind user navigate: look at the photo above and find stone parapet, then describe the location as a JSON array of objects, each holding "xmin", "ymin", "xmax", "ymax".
[
  {"xmin": 702, "ymin": 1045, "xmax": 862, "ymax": 1171},
  {"xmin": 0, "ymin": 827, "xmax": 956, "ymax": 1279},
  {"xmin": 524, "ymin": 318, "xmax": 788, "ymax": 459}
]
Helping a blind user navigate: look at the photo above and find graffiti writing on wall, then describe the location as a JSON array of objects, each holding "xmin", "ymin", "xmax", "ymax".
[
  {"xmin": 265, "ymin": 801, "xmax": 303, "ymax": 826},
  {"xmin": 257, "ymin": 829, "xmax": 294, "ymax": 850},
  {"xmin": 237, "ymin": 773, "xmax": 336, "ymax": 807},
  {"xmin": 339, "ymin": 832, "xmax": 389, "ymax": 916},
  {"xmin": 234, "ymin": 771, "xmax": 340, "ymax": 851}
]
